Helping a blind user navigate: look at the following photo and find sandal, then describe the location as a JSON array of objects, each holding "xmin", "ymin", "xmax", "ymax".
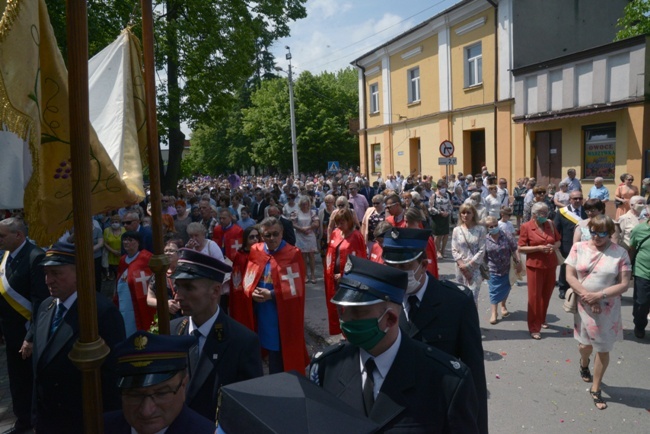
[
  {"xmin": 589, "ymin": 389, "xmax": 607, "ymax": 410},
  {"xmin": 541, "ymin": 323, "xmax": 549, "ymax": 329},
  {"xmin": 501, "ymin": 310, "xmax": 510, "ymax": 317},
  {"xmin": 531, "ymin": 333, "xmax": 541, "ymax": 340},
  {"xmin": 579, "ymin": 360, "xmax": 593, "ymax": 383},
  {"xmin": 489, "ymin": 317, "xmax": 498, "ymax": 325}
]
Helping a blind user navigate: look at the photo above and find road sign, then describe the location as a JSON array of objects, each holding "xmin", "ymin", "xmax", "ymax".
[
  {"xmin": 439, "ymin": 140, "xmax": 454, "ymax": 157},
  {"xmin": 438, "ymin": 157, "xmax": 457, "ymax": 165},
  {"xmin": 327, "ymin": 161, "xmax": 340, "ymax": 173}
]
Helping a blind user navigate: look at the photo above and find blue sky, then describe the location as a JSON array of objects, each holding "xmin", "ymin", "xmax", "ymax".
[{"xmin": 270, "ymin": 0, "xmax": 463, "ymax": 75}]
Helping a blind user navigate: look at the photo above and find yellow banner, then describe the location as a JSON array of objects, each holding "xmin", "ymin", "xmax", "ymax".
[{"xmin": 0, "ymin": 0, "xmax": 143, "ymax": 245}]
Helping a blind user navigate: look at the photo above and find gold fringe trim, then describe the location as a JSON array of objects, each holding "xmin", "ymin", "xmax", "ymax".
[{"xmin": 0, "ymin": 0, "xmax": 22, "ymax": 44}]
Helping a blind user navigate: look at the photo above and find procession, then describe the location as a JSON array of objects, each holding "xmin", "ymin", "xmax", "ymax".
[{"xmin": 2, "ymin": 0, "xmax": 650, "ymax": 433}]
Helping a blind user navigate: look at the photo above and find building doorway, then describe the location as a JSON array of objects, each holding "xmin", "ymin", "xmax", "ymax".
[
  {"xmin": 534, "ymin": 130, "xmax": 563, "ymax": 187},
  {"xmin": 469, "ymin": 130, "xmax": 485, "ymax": 176},
  {"xmin": 409, "ymin": 138, "xmax": 421, "ymax": 176}
]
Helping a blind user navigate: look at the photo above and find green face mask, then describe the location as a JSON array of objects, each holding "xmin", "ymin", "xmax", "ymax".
[
  {"xmin": 339, "ymin": 309, "xmax": 390, "ymax": 351},
  {"xmin": 536, "ymin": 216, "xmax": 548, "ymax": 224}
]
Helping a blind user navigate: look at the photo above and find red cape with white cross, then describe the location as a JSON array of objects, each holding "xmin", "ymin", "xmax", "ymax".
[{"xmin": 244, "ymin": 243, "xmax": 309, "ymax": 373}]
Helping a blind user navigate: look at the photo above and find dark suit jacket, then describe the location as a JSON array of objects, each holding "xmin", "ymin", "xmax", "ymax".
[
  {"xmin": 279, "ymin": 215, "xmax": 296, "ymax": 246},
  {"xmin": 554, "ymin": 206, "xmax": 587, "ymax": 256},
  {"xmin": 171, "ymin": 310, "xmax": 263, "ymax": 422},
  {"xmin": 400, "ymin": 276, "xmax": 488, "ymax": 434},
  {"xmin": 252, "ymin": 200, "xmax": 268, "ymax": 222},
  {"xmin": 104, "ymin": 404, "xmax": 215, "ymax": 434},
  {"xmin": 311, "ymin": 334, "xmax": 479, "ymax": 433},
  {"xmin": 138, "ymin": 225, "xmax": 154, "ymax": 253},
  {"xmin": 1, "ymin": 241, "xmax": 48, "ymax": 332},
  {"xmin": 31, "ymin": 295, "xmax": 126, "ymax": 433}
]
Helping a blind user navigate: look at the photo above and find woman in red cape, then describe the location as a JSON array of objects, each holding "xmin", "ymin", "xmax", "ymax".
[
  {"xmin": 229, "ymin": 225, "xmax": 259, "ymax": 331},
  {"xmin": 325, "ymin": 209, "xmax": 366, "ymax": 335}
]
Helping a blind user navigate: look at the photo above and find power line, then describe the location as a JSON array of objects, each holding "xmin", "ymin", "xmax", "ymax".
[{"xmin": 302, "ymin": 0, "xmax": 458, "ymax": 72}]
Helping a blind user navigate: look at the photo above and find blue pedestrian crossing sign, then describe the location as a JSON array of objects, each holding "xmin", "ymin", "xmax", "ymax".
[{"xmin": 327, "ymin": 161, "xmax": 340, "ymax": 173}]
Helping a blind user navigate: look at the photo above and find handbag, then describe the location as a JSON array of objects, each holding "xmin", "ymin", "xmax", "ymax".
[
  {"xmin": 563, "ymin": 250, "xmax": 605, "ymax": 314},
  {"xmin": 549, "ymin": 221, "xmax": 565, "ymax": 264}
]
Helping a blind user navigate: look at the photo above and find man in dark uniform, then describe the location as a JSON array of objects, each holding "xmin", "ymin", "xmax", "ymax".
[
  {"xmin": 170, "ymin": 249, "xmax": 263, "ymax": 421},
  {"xmin": 0, "ymin": 218, "xmax": 49, "ymax": 434},
  {"xmin": 309, "ymin": 256, "xmax": 479, "ymax": 433},
  {"xmin": 104, "ymin": 331, "xmax": 215, "ymax": 434},
  {"xmin": 381, "ymin": 227, "xmax": 488, "ymax": 434},
  {"xmin": 554, "ymin": 190, "xmax": 587, "ymax": 299},
  {"xmin": 29, "ymin": 242, "xmax": 126, "ymax": 433}
]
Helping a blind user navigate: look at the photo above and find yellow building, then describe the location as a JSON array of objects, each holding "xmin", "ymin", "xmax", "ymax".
[{"xmin": 352, "ymin": 0, "xmax": 517, "ymax": 182}]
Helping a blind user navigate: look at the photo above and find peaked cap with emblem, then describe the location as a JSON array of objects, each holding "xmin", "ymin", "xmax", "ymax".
[
  {"xmin": 171, "ymin": 248, "xmax": 232, "ymax": 282},
  {"xmin": 331, "ymin": 256, "xmax": 407, "ymax": 306},
  {"xmin": 40, "ymin": 241, "xmax": 76, "ymax": 266},
  {"xmin": 381, "ymin": 227, "xmax": 431, "ymax": 264},
  {"xmin": 114, "ymin": 331, "xmax": 195, "ymax": 389}
]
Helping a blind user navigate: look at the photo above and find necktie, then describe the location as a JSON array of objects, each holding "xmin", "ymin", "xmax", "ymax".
[
  {"xmin": 189, "ymin": 329, "xmax": 202, "ymax": 376},
  {"xmin": 5, "ymin": 255, "xmax": 13, "ymax": 276},
  {"xmin": 49, "ymin": 304, "xmax": 67, "ymax": 337},
  {"xmin": 408, "ymin": 295, "xmax": 420, "ymax": 320},
  {"xmin": 362, "ymin": 358, "xmax": 376, "ymax": 416}
]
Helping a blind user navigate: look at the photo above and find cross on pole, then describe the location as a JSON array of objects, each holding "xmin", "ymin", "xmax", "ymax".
[
  {"xmin": 135, "ymin": 271, "xmax": 150, "ymax": 295},
  {"xmin": 281, "ymin": 266, "xmax": 300, "ymax": 296}
]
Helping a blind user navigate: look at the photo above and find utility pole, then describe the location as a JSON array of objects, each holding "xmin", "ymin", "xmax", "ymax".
[{"xmin": 286, "ymin": 46, "xmax": 299, "ymax": 178}]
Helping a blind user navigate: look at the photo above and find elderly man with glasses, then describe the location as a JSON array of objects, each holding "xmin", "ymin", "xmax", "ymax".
[{"xmin": 554, "ymin": 191, "xmax": 587, "ymax": 299}]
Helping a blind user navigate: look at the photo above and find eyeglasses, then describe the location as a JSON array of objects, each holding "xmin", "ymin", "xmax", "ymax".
[
  {"xmin": 337, "ymin": 204, "xmax": 346, "ymax": 208},
  {"xmin": 372, "ymin": 201, "xmax": 382, "ymax": 205},
  {"xmin": 122, "ymin": 378, "xmax": 184, "ymax": 406},
  {"xmin": 385, "ymin": 202, "xmax": 399, "ymax": 208},
  {"xmin": 589, "ymin": 231, "xmax": 609, "ymax": 238},
  {"xmin": 486, "ymin": 225, "xmax": 497, "ymax": 229},
  {"xmin": 122, "ymin": 221, "xmax": 134, "ymax": 225},
  {"xmin": 627, "ymin": 178, "xmax": 634, "ymax": 182},
  {"xmin": 572, "ymin": 197, "xmax": 584, "ymax": 200},
  {"xmin": 535, "ymin": 191, "xmax": 547, "ymax": 195},
  {"xmin": 248, "ymin": 234, "xmax": 260, "ymax": 240},
  {"xmin": 262, "ymin": 231, "xmax": 281, "ymax": 239}
]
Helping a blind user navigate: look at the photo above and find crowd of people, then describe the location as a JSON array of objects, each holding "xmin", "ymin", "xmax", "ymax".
[{"xmin": 0, "ymin": 165, "xmax": 649, "ymax": 432}]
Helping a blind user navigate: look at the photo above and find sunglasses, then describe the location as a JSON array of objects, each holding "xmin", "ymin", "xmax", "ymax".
[
  {"xmin": 337, "ymin": 204, "xmax": 346, "ymax": 208},
  {"xmin": 572, "ymin": 197, "xmax": 584, "ymax": 200},
  {"xmin": 248, "ymin": 234, "xmax": 260, "ymax": 239},
  {"xmin": 385, "ymin": 202, "xmax": 399, "ymax": 208},
  {"xmin": 122, "ymin": 220, "xmax": 134, "ymax": 225},
  {"xmin": 589, "ymin": 231, "xmax": 609, "ymax": 238},
  {"xmin": 535, "ymin": 191, "xmax": 547, "ymax": 195}
]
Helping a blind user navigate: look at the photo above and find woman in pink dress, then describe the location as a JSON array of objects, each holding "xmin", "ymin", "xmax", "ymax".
[{"xmin": 565, "ymin": 215, "xmax": 631, "ymax": 411}]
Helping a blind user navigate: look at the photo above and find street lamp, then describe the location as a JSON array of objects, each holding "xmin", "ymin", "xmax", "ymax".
[{"xmin": 285, "ymin": 46, "xmax": 299, "ymax": 177}]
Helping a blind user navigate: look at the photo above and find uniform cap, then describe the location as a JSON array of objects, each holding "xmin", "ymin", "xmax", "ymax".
[
  {"xmin": 115, "ymin": 331, "xmax": 195, "ymax": 389},
  {"xmin": 40, "ymin": 241, "xmax": 76, "ymax": 266},
  {"xmin": 171, "ymin": 248, "xmax": 232, "ymax": 282},
  {"xmin": 381, "ymin": 227, "xmax": 431, "ymax": 264},
  {"xmin": 331, "ymin": 256, "xmax": 407, "ymax": 306}
]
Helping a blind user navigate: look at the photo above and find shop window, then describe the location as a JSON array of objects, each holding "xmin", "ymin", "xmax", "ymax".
[{"xmin": 583, "ymin": 123, "xmax": 616, "ymax": 180}]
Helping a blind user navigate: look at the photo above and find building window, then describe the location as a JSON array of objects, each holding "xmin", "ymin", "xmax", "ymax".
[
  {"xmin": 407, "ymin": 67, "xmax": 420, "ymax": 103},
  {"xmin": 584, "ymin": 123, "xmax": 616, "ymax": 180},
  {"xmin": 369, "ymin": 83, "xmax": 379, "ymax": 114},
  {"xmin": 465, "ymin": 43, "xmax": 482, "ymax": 87}
]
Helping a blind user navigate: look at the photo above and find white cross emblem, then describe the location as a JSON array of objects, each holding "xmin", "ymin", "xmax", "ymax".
[
  {"xmin": 231, "ymin": 240, "xmax": 242, "ymax": 251},
  {"xmin": 281, "ymin": 266, "xmax": 300, "ymax": 296},
  {"xmin": 135, "ymin": 271, "xmax": 150, "ymax": 295},
  {"xmin": 244, "ymin": 269, "xmax": 257, "ymax": 291},
  {"xmin": 232, "ymin": 270, "xmax": 242, "ymax": 288}
]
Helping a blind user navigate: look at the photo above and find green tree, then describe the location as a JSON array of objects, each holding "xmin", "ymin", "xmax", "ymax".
[
  {"xmin": 46, "ymin": 0, "xmax": 307, "ymax": 189},
  {"xmin": 615, "ymin": 0, "xmax": 650, "ymax": 40},
  {"xmin": 242, "ymin": 67, "xmax": 359, "ymax": 174}
]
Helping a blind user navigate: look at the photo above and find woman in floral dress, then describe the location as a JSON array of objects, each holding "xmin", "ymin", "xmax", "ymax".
[
  {"xmin": 565, "ymin": 215, "xmax": 631, "ymax": 411},
  {"xmin": 451, "ymin": 203, "xmax": 486, "ymax": 304}
]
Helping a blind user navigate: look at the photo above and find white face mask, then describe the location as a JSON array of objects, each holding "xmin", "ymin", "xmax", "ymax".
[
  {"xmin": 439, "ymin": 188, "xmax": 447, "ymax": 194},
  {"xmin": 634, "ymin": 203, "xmax": 646, "ymax": 213},
  {"xmin": 111, "ymin": 222, "xmax": 121, "ymax": 229},
  {"xmin": 406, "ymin": 262, "xmax": 424, "ymax": 294}
]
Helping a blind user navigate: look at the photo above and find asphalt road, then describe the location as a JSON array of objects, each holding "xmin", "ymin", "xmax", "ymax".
[{"xmin": 304, "ymin": 250, "xmax": 650, "ymax": 434}]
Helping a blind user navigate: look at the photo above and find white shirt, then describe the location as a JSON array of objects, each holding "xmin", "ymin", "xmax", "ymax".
[
  {"xmin": 188, "ymin": 307, "xmax": 220, "ymax": 355},
  {"xmin": 402, "ymin": 274, "xmax": 429, "ymax": 322},
  {"xmin": 56, "ymin": 291, "xmax": 78, "ymax": 318},
  {"xmin": 359, "ymin": 330, "xmax": 402, "ymax": 399}
]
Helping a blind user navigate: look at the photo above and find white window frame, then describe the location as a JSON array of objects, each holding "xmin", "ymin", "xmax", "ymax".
[
  {"xmin": 407, "ymin": 67, "xmax": 420, "ymax": 103},
  {"xmin": 369, "ymin": 83, "xmax": 379, "ymax": 114},
  {"xmin": 465, "ymin": 43, "xmax": 482, "ymax": 88}
]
